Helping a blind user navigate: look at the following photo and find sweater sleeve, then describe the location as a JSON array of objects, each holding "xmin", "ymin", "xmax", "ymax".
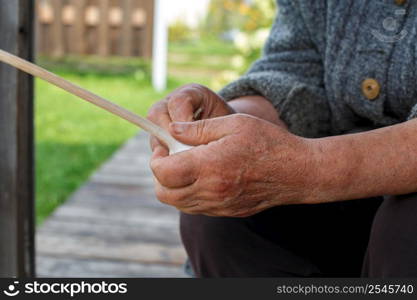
[{"xmin": 218, "ymin": 0, "xmax": 331, "ymax": 138}]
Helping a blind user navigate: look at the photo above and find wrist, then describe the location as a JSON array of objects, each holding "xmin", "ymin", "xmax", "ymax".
[{"xmin": 305, "ymin": 136, "xmax": 361, "ymax": 204}]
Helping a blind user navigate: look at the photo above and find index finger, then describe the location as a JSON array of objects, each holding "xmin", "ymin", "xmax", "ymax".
[{"xmin": 167, "ymin": 91, "xmax": 204, "ymax": 122}]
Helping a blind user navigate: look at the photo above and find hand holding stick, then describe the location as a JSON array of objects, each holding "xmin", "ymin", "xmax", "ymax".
[{"xmin": 0, "ymin": 49, "xmax": 191, "ymax": 154}]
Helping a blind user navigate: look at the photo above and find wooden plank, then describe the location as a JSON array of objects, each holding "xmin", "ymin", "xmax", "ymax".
[
  {"xmin": 73, "ymin": 0, "xmax": 86, "ymax": 54},
  {"xmin": 38, "ymin": 217, "xmax": 183, "ymax": 246},
  {"xmin": 0, "ymin": 0, "xmax": 35, "ymax": 277},
  {"xmin": 143, "ymin": 0, "xmax": 155, "ymax": 58},
  {"xmin": 50, "ymin": 204, "xmax": 179, "ymax": 227},
  {"xmin": 76, "ymin": 181, "xmax": 157, "ymax": 199},
  {"xmin": 97, "ymin": 162, "xmax": 153, "ymax": 177},
  {"xmin": 121, "ymin": 0, "xmax": 133, "ymax": 56},
  {"xmin": 36, "ymin": 256, "xmax": 187, "ymax": 278},
  {"xmin": 98, "ymin": 0, "xmax": 110, "ymax": 56},
  {"xmin": 90, "ymin": 173, "xmax": 155, "ymax": 186},
  {"xmin": 36, "ymin": 235, "xmax": 186, "ymax": 266},
  {"xmin": 35, "ymin": 130, "xmax": 186, "ymax": 277},
  {"xmin": 34, "ymin": 1, "xmax": 42, "ymax": 55},
  {"xmin": 51, "ymin": 0, "xmax": 64, "ymax": 57},
  {"xmin": 69, "ymin": 190, "xmax": 161, "ymax": 208}
]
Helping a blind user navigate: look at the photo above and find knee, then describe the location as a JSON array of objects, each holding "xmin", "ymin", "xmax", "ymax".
[{"xmin": 180, "ymin": 213, "xmax": 247, "ymax": 252}]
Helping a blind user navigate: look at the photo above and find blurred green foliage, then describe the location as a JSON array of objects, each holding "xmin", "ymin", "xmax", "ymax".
[
  {"xmin": 203, "ymin": 0, "xmax": 275, "ymax": 35},
  {"xmin": 209, "ymin": 0, "xmax": 277, "ymax": 90},
  {"xmin": 169, "ymin": 19, "xmax": 193, "ymax": 42}
]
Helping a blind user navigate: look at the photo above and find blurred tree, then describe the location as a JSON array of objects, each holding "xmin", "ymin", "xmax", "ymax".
[
  {"xmin": 203, "ymin": 0, "xmax": 275, "ymax": 36},
  {"xmin": 169, "ymin": 19, "xmax": 193, "ymax": 42},
  {"xmin": 211, "ymin": 0, "xmax": 277, "ymax": 90}
]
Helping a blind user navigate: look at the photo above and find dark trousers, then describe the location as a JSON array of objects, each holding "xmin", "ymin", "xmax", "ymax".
[
  {"xmin": 180, "ymin": 198, "xmax": 382, "ymax": 277},
  {"xmin": 362, "ymin": 193, "xmax": 417, "ymax": 277}
]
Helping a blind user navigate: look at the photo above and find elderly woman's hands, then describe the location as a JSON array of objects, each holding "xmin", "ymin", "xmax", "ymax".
[
  {"xmin": 150, "ymin": 113, "xmax": 319, "ymax": 217},
  {"xmin": 147, "ymin": 84, "xmax": 235, "ymax": 152}
]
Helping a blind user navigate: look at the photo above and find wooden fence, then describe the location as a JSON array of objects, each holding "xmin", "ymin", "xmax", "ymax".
[{"xmin": 36, "ymin": 0, "xmax": 155, "ymax": 58}]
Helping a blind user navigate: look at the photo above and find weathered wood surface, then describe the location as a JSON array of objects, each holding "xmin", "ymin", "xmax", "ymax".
[
  {"xmin": 36, "ymin": 0, "xmax": 154, "ymax": 58},
  {"xmin": 36, "ymin": 132, "xmax": 187, "ymax": 277},
  {"xmin": 0, "ymin": 0, "xmax": 35, "ymax": 277}
]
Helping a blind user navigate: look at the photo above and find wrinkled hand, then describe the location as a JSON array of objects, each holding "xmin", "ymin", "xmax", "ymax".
[
  {"xmin": 150, "ymin": 113, "xmax": 318, "ymax": 217},
  {"xmin": 147, "ymin": 83, "xmax": 234, "ymax": 154}
]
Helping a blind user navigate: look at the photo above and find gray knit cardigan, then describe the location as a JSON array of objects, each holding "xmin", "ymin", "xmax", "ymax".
[{"xmin": 219, "ymin": 0, "xmax": 417, "ymax": 137}]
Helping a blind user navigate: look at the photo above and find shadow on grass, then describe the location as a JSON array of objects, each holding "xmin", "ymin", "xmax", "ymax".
[{"xmin": 36, "ymin": 141, "xmax": 121, "ymax": 225}]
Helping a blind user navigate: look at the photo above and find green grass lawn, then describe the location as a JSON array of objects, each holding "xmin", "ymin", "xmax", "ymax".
[
  {"xmin": 168, "ymin": 38, "xmax": 235, "ymax": 80},
  {"xmin": 36, "ymin": 71, "xmax": 156, "ymax": 224},
  {"xmin": 35, "ymin": 39, "xmax": 235, "ymax": 225}
]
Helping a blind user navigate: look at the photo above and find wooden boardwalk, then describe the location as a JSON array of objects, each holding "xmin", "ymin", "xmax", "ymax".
[{"xmin": 36, "ymin": 131, "xmax": 188, "ymax": 277}]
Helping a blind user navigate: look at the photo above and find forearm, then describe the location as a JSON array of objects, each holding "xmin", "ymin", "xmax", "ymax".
[
  {"xmin": 309, "ymin": 119, "xmax": 417, "ymax": 203},
  {"xmin": 228, "ymin": 96, "xmax": 285, "ymax": 127}
]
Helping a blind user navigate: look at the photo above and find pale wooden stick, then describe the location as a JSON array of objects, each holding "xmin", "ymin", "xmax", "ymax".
[{"xmin": 0, "ymin": 49, "xmax": 191, "ymax": 154}]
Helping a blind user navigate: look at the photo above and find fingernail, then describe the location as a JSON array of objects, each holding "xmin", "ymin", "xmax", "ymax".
[{"xmin": 170, "ymin": 122, "xmax": 185, "ymax": 134}]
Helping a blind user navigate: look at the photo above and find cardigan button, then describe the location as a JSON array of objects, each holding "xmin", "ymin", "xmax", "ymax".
[
  {"xmin": 395, "ymin": 0, "xmax": 406, "ymax": 5},
  {"xmin": 362, "ymin": 78, "xmax": 380, "ymax": 101}
]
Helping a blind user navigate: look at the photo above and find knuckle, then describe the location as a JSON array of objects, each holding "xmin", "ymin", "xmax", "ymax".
[
  {"xmin": 155, "ymin": 187, "xmax": 169, "ymax": 204},
  {"xmin": 146, "ymin": 109, "xmax": 157, "ymax": 121},
  {"xmin": 152, "ymin": 167, "xmax": 170, "ymax": 187},
  {"xmin": 181, "ymin": 207, "xmax": 199, "ymax": 215},
  {"xmin": 176, "ymin": 83, "xmax": 208, "ymax": 100},
  {"xmin": 173, "ymin": 84, "xmax": 197, "ymax": 96},
  {"xmin": 185, "ymin": 83, "xmax": 205, "ymax": 91},
  {"xmin": 168, "ymin": 94, "xmax": 192, "ymax": 110},
  {"xmin": 147, "ymin": 102, "xmax": 166, "ymax": 120},
  {"xmin": 231, "ymin": 113, "xmax": 245, "ymax": 123},
  {"xmin": 230, "ymin": 113, "xmax": 251, "ymax": 131},
  {"xmin": 150, "ymin": 160, "xmax": 163, "ymax": 179},
  {"xmin": 182, "ymin": 204, "xmax": 201, "ymax": 215},
  {"xmin": 155, "ymin": 187, "xmax": 176, "ymax": 206}
]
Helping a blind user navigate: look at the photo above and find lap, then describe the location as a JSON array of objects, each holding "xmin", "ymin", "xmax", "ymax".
[
  {"xmin": 181, "ymin": 198, "xmax": 382, "ymax": 277},
  {"xmin": 363, "ymin": 193, "xmax": 417, "ymax": 277}
]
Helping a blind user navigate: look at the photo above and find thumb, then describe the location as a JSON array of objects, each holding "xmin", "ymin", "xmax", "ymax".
[{"xmin": 169, "ymin": 115, "xmax": 239, "ymax": 146}]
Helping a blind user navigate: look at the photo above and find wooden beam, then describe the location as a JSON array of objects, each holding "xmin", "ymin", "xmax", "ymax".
[
  {"xmin": 73, "ymin": 0, "xmax": 86, "ymax": 55},
  {"xmin": 121, "ymin": 0, "xmax": 133, "ymax": 56},
  {"xmin": 51, "ymin": 0, "xmax": 64, "ymax": 57},
  {"xmin": 144, "ymin": 0, "xmax": 155, "ymax": 58},
  {"xmin": 98, "ymin": 0, "xmax": 110, "ymax": 56},
  {"xmin": 0, "ymin": 0, "xmax": 35, "ymax": 277}
]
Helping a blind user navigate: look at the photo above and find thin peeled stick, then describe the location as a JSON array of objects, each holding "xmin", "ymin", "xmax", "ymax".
[{"xmin": 0, "ymin": 49, "xmax": 191, "ymax": 154}]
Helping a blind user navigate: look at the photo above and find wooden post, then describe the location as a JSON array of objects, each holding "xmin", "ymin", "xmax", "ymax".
[
  {"xmin": 51, "ymin": 0, "xmax": 64, "ymax": 57},
  {"xmin": 74, "ymin": 0, "xmax": 86, "ymax": 55},
  {"xmin": 0, "ymin": 0, "xmax": 35, "ymax": 277},
  {"xmin": 121, "ymin": 0, "xmax": 133, "ymax": 56},
  {"xmin": 144, "ymin": 0, "xmax": 155, "ymax": 58},
  {"xmin": 98, "ymin": 0, "xmax": 110, "ymax": 56}
]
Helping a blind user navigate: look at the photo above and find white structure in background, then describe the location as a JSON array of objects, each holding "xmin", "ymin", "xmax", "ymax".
[
  {"xmin": 152, "ymin": 0, "xmax": 167, "ymax": 92},
  {"xmin": 165, "ymin": 0, "xmax": 210, "ymax": 28},
  {"xmin": 152, "ymin": 0, "xmax": 210, "ymax": 91}
]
